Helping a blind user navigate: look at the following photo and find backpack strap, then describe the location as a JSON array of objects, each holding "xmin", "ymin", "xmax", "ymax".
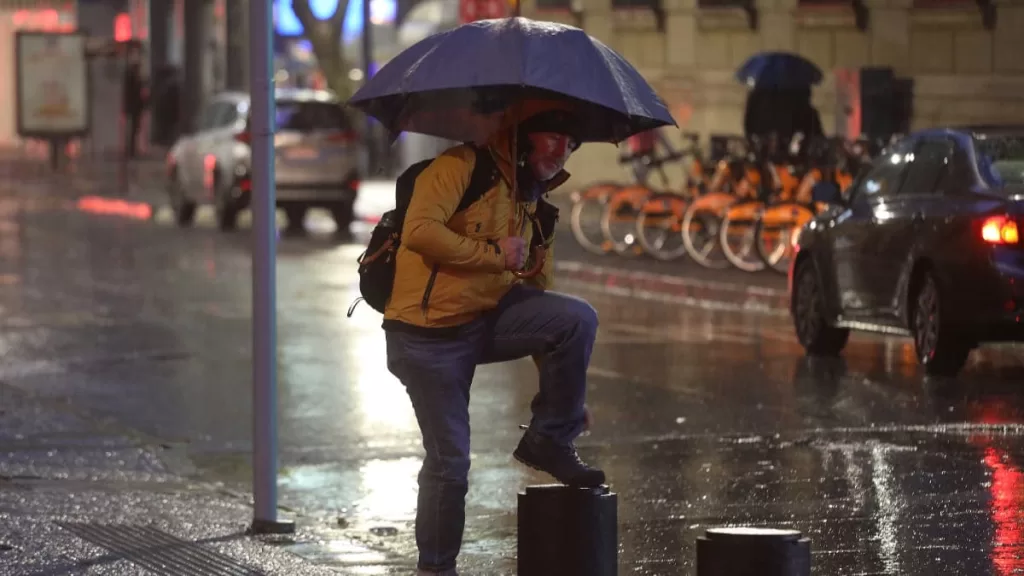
[{"xmin": 454, "ymin": 145, "xmax": 498, "ymax": 214}]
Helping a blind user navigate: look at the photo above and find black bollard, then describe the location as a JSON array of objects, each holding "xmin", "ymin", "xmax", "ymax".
[
  {"xmin": 696, "ymin": 527, "xmax": 811, "ymax": 576},
  {"xmin": 517, "ymin": 484, "xmax": 617, "ymax": 576}
]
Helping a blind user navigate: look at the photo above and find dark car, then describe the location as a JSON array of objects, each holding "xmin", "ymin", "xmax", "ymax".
[{"xmin": 789, "ymin": 126, "xmax": 1024, "ymax": 376}]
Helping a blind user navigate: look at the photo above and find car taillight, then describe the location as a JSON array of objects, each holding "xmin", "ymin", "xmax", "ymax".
[
  {"xmin": 234, "ymin": 132, "xmax": 251, "ymax": 144},
  {"xmin": 981, "ymin": 215, "xmax": 1019, "ymax": 245},
  {"xmin": 326, "ymin": 130, "xmax": 358, "ymax": 143}
]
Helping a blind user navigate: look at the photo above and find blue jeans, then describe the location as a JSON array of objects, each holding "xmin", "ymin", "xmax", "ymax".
[{"xmin": 385, "ymin": 285, "xmax": 599, "ymax": 573}]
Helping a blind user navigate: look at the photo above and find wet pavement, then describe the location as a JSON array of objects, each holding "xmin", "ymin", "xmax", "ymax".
[{"xmin": 4, "ymin": 180, "xmax": 1024, "ymax": 575}]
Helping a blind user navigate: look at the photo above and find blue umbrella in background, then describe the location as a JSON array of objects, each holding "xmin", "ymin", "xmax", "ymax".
[
  {"xmin": 736, "ymin": 52, "xmax": 823, "ymax": 88},
  {"xmin": 348, "ymin": 17, "xmax": 676, "ymax": 144}
]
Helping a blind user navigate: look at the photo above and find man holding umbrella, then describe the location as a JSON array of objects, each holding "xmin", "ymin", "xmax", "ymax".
[
  {"xmin": 348, "ymin": 18, "xmax": 675, "ymax": 575},
  {"xmin": 383, "ymin": 104, "xmax": 601, "ymax": 575}
]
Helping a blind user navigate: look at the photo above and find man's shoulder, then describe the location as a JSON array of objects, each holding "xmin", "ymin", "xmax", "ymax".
[
  {"xmin": 437, "ymin": 144, "xmax": 483, "ymax": 165},
  {"xmin": 424, "ymin": 144, "xmax": 490, "ymax": 179}
]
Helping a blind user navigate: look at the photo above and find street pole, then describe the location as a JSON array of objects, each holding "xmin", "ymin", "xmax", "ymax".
[
  {"xmin": 248, "ymin": 0, "xmax": 293, "ymax": 536},
  {"xmin": 362, "ymin": 0, "xmax": 377, "ymax": 175}
]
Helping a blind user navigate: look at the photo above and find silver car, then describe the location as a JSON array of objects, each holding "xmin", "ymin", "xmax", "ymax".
[{"xmin": 166, "ymin": 88, "xmax": 362, "ymax": 232}]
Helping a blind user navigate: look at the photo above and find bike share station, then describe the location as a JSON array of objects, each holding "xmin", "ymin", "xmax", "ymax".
[
  {"xmin": 244, "ymin": 1, "xmax": 819, "ymax": 569},
  {"xmin": 569, "ymin": 52, "xmax": 913, "ymax": 282},
  {"xmin": 520, "ymin": 56, "xmax": 912, "ymax": 575}
]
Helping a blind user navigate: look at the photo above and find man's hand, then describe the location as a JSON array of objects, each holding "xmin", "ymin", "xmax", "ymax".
[{"xmin": 499, "ymin": 236, "xmax": 527, "ymax": 271}]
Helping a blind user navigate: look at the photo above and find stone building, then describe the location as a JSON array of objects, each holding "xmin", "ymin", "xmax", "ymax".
[{"xmin": 520, "ymin": 0, "xmax": 1024, "ymax": 187}]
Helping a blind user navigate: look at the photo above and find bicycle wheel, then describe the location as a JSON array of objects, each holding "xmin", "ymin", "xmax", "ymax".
[
  {"xmin": 681, "ymin": 194, "xmax": 732, "ymax": 269},
  {"xmin": 635, "ymin": 192, "xmax": 689, "ymax": 261},
  {"xmin": 600, "ymin": 184, "xmax": 649, "ymax": 258},
  {"xmin": 753, "ymin": 217, "xmax": 791, "ymax": 275},
  {"xmin": 719, "ymin": 201, "xmax": 766, "ymax": 272},
  {"xmin": 756, "ymin": 203, "xmax": 815, "ymax": 275},
  {"xmin": 569, "ymin": 181, "xmax": 619, "ymax": 255}
]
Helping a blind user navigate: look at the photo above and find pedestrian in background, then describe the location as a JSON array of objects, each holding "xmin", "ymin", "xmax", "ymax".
[{"xmin": 122, "ymin": 41, "xmax": 147, "ymax": 160}]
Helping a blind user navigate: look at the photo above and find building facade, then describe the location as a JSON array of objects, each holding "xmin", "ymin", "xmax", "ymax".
[{"xmin": 521, "ymin": 0, "xmax": 1024, "ymax": 186}]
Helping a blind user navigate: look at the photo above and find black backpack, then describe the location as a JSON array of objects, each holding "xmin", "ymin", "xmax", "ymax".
[{"xmin": 347, "ymin": 146, "xmax": 499, "ymax": 316}]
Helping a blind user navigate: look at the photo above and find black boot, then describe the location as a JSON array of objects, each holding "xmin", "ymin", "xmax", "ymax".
[{"xmin": 513, "ymin": 428, "xmax": 605, "ymax": 488}]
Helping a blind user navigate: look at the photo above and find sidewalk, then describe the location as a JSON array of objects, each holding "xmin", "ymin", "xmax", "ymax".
[
  {"xmin": 0, "ymin": 146, "xmax": 167, "ymax": 205},
  {"xmin": 0, "ymin": 382, "xmax": 412, "ymax": 575}
]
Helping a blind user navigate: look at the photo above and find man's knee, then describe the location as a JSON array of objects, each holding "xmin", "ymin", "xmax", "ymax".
[
  {"xmin": 555, "ymin": 293, "xmax": 599, "ymax": 341},
  {"xmin": 420, "ymin": 453, "xmax": 471, "ymax": 487}
]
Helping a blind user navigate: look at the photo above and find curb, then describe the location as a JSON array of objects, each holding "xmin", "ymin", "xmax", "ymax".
[{"xmin": 554, "ymin": 260, "xmax": 790, "ymax": 314}]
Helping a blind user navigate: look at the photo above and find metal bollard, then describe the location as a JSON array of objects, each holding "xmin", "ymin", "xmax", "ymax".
[
  {"xmin": 696, "ymin": 527, "xmax": 811, "ymax": 576},
  {"xmin": 517, "ymin": 484, "xmax": 617, "ymax": 576}
]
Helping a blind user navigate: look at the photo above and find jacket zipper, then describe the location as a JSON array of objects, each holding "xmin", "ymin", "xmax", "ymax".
[
  {"xmin": 421, "ymin": 264, "xmax": 439, "ymax": 315},
  {"xmin": 420, "ymin": 192, "xmax": 519, "ymax": 316}
]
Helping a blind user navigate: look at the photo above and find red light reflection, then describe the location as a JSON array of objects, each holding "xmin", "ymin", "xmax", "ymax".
[
  {"xmin": 76, "ymin": 196, "xmax": 152, "ymax": 220},
  {"xmin": 982, "ymin": 446, "xmax": 1024, "ymax": 575}
]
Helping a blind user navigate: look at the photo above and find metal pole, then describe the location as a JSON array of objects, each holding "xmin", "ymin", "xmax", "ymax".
[
  {"xmin": 248, "ymin": 0, "xmax": 293, "ymax": 536},
  {"xmin": 362, "ymin": 0, "xmax": 376, "ymax": 174}
]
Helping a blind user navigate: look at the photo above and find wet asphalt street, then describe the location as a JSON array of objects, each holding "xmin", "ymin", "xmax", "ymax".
[{"xmin": 5, "ymin": 185, "xmax": 1024, "ymax": 575}]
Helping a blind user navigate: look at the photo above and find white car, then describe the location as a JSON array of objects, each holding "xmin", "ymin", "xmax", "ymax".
[{"xmin": 166, "ymin": 88, "xmax": 363, "ymax": 232}]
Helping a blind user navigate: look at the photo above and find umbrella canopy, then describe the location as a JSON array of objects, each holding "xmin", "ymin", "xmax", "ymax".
[
  {"xmin": 736, "ymin": 52, "xmax": 823, "ymax": 88},
  {"xmin": 349, "ymin": 17, "xmax": 676, "ymax": 144}
]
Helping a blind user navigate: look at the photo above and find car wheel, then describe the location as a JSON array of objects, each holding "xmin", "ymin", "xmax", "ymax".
[
  {"xmin": 212, "ymin": 173, "xmax": 240, "ymax": 232},
  {"xmin": 216, "ymin": 201, "xmax": 239, "ymax": 231},
  {"xmin": 283, "ymin": 204, "xmax": 308, "ymax": 231},
  {"xmin": 169, "ymin": 172, "xmax": 196, "ymax": 227},
  {"xmin": 912, "ymin": 272, "xmax": 971, "ymax": 377},
  {"xmin": 792, "ymin": 259, "xmax": 849, "ymax": 356},
  {"xmin": 330, "ymin": 200, "xmax": 355, "ymax": 234}
]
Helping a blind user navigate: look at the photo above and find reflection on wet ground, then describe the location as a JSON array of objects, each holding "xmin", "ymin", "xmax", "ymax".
[{"xmin": 4, "ymin": 192, "xmax": 1024, "ymax": 574}]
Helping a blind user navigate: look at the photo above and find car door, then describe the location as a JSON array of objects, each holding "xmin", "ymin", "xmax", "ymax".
[
  {"xmin": 828, "ymin": 143, "xmax": 911, "ymax": 317},
  {"xmin": 871, "ymin": 137, "xmax": 955, "ymax": 318}
]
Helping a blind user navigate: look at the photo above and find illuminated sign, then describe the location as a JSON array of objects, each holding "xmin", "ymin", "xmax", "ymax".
[
  {"xmin": 114, "ymin": 13, "xmax": 132, "ymax": 41},
  {"xmin": 15, "ymin": 32, "xmax": 91, "ymax": 138}
]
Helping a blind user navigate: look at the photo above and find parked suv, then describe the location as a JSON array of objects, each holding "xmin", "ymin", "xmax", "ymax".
[{"xmin": 166, "ymin": 88, "xmax": 362, "ymax": 232}]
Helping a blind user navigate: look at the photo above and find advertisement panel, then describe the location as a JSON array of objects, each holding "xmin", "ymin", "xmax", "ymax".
[{"xmin": 15, "ymin": 31, "xmax": 90, "ymax": 138}]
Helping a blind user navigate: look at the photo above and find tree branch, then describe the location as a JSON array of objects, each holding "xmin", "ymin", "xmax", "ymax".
[
  {"xmin": 289, "ymin": 0, "xmax": 355, "ymax": 100},
  {"xmin": 330, "ymin": 0, "xmax": 350, "ymax": 32}
]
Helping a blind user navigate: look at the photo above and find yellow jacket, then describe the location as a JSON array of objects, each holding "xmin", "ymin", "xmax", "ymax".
[{"xmin": 383, "ymin": 132, "xmax": 568, "ymax": 331}]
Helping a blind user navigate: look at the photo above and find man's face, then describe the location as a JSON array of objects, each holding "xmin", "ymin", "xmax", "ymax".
[{"xmin": 526, "ymin": 132, "xmax": 577, "ymax": 181}]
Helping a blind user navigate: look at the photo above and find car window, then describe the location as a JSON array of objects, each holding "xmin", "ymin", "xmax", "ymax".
[
  {"xmin": 940, "ymin": 146, "xmax": 975, "ymax": 192},
  {"xmin": 848, "ymin": 151, "xmax": 908, "ymax": 202},
  {"xmin": 197, "ymin": 102, "xmax": 223, "ymax": 131},
  {"xmin": 897, "ymin": 139, "xmax": 951, "ymax": 196},
  {"xmin": 216, "ymin": 103, "xmax": 239, "ymax": 128},
  {"xmin": 974, "ymin": 133, "xmax": 1024, "ymax": 187},
  {"xmin": 274, "ymin": 100, "xmax": 350, "ymax": 132}
]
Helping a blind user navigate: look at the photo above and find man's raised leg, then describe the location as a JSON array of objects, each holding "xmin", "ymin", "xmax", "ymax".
[{"xmin": 480, "ymin": 285, "xmax": 604, "ymax": 487}]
